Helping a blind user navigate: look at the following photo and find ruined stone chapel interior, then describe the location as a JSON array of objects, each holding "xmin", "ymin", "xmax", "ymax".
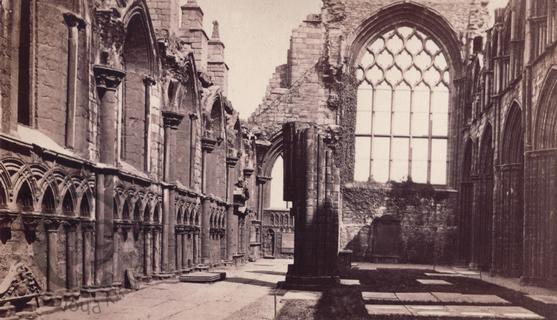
[{"xmin": 0, "ymin": 0, "xmax": 557, "ymax": 319}]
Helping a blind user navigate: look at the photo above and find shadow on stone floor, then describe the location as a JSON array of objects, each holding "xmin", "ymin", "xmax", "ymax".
[
  {"xmin": 275, "ymin": 268, "xmax": 557, "ymax": 320},
  {"xmin": 224, "ymin": 277, "xmax": 278, "ymax": 288}
]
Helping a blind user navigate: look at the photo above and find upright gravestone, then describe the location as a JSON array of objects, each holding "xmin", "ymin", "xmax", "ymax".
[{"xmin": 280, "ymin": 122, "xmax": 341, "ymax": 289}]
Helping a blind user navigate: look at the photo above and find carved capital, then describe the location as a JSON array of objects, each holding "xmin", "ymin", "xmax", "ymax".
[
  {"xmin": 256, "ymin": 175, "xmax": 272, "ymax": 184},
  {"xmin": 243, "ymin": 167, "xmax": 254, "ymax": 177},
  {"xmin": 93, "ymin": 65, "xmax": 126, "ymax": 93},
  {"xmin": 143, "ymin": 76, "xmax": 156, "ymax": 87},
  {"xmin": 63, "ymin": 12, "xmax": 86, "ymax": 29},
  {"xmin": 189, "ymin": 112, "xmax": 199, "ymax": 120},
  {"xmin": 22, "ymin": 215, "xmax": 41, "ymax": 233},
  {"xmin": 63, "ymin": 220, "xmax": 79, "ymax": 231},
  {"xmin": 44, "ymin": 219, "xmax": 62, "ymax": 232},
  {"xmin": 0, "ymin": 213, "xmax": 17, "ymax": 230},
  {"xmin": 226, "ymin": 156, "xmax": 239, "ymax": 168},
  {"xmin": 162, "ymin": 110, "xmax": 185, "ymax": 129},
  {"xmin": 201, "ymin": 136, "xmax": 218, "ymax": 153}
]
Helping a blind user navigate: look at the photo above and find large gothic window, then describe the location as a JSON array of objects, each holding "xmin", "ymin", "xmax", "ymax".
[{"xmin": 354, "ymin": 26, "xmax": 450, "ymax": 184}]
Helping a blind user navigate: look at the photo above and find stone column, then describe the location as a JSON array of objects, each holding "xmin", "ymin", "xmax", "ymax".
[
  {"xmin": 282, "ymin": 123, "xmax": 340, "ymax": 288},
  {"xmin": 181, "ymin": 232, "xmax": 187, "ymax": 269},
  {"xmin": 152, "ymin": 227, "xmax": 160, "ymax": 274},
  {"xmin": 193, "ymin": 230, "xmax": 199, "ymax": 265},
  {"xmin": 144, "ymin": 227, "xmax": 152, "ymax": 276},
  {"xmin": 112, "ymin": 225, "xmax": 121, "ymax": 283},
  {"xmin": 82, "ymin": 221, "xmax": 94, "ymax": 287},
  {"xmin": 162, "ymin": 111, "xmax": 184, "ymax": 273},
  {"xmin": 93, "ymin": 65, "xmax": 124, "ymax": 287},
  {"xmin": 62, "ymin": 13, "xmax": 85, "ymax": 149},
  {"xmin": 201, "ymin": 198, "xmax": 212, "ymax": 264},
  {"xmin": 143, "ymin": 77, "xmax": 156, "ymax": 172},
  {"xmin": 45, "ymin": 219, "xmax": 61, "ymax": 292},
  {"xmin": 226, "ymin": 205, "xmax": 237, "ymax": 261},
  {"xmin": 64, "ymin": 221, "xmax": 78, "ymax": 290},
  {"xmin": 175, "ymin": 228, "xmax": 182, "ymax": 271}
]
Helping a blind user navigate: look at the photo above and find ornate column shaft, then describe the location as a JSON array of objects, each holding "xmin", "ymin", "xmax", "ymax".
[
  {"xmin": 82, "ymin": 222, "xmax": 94, "ymax": 287},
  {"xmin": 162, "ymin": 111, "xmax": 184, "ymax": 273},
  {"xmin": 45, "ymin": 219, "xmax": 62, "ymax": 292},
  {"xmin": 144, "ymin": 227, "xmax": 153, "ymax": 276},
  {"xmin": 175, "ymin": 228, "xmax": 182, "ymax": 271},
  {"xmin": 64, "ymin": 221, "xmax": 79, "ymax": 290},
  {"xmin": 63, "ymin": 13, "xmax": 86, "ymax": 149},
  {"xmin": 201, "ymin": 198, "xmax": 212, "ymax": 264}
]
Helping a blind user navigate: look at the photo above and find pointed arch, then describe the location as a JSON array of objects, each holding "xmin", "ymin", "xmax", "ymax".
[
  {"xmin": 153, "ymin": 202, "xmax": 161, "ymax": 224},
  {"xmin": 80, "ymin": 195, "xmax": 91, "ymax": 218},
  {"xmin": 62, "ymin": 191, "xmax": 75, "ymax": 216},
  {"xmin": 41, "ymin": 186, "xmax": 56, "ymax": 214},
  {"xmin": 133, "ymin": 201, "xmax": 141, "ymax": 221},
  {"xmin": 479, "ymin": 123, "xmax": 494, "ymax": 175},
  {"xmin": 16, "ymin": 180, "xmax": 34, "ymax": 212},
  {"xmin": 143, "ymin": 200, "xmax": 152, "ymax": 222},
  {"xmin": 122, "ymin": 199, "xmax": 131, "ymax": 220},
  {"xmin": 177, "ymin": 205, "xmax": 183, "ymax": 225},
  {"xmin": 347, "ymin": 1, "xmax": 462, "ymax": 76},
  {"xmin": 533, "ymin": 66, "xmax": 557, "ymax": 149},
  {"xmin": 502, "ymin": 103, "xmax": 523, "ymax": 164}
]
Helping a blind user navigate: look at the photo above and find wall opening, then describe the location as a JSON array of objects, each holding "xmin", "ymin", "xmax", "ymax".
[
  {"xmin": 269, "ymin": 156, "xmax": 290, "ymax": 209},
  {"xmin": 17, "ymin": 0, "xmax": 32, "ymax": 125}
]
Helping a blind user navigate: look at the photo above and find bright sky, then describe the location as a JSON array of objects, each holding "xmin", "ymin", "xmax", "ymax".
[
  {"xmin": 196, "ymin": 0, "xmax": 510, "ymax": 119},
  {"xmin": 196, "ymin": 0, "xmax": 322, "ymax": 119}
]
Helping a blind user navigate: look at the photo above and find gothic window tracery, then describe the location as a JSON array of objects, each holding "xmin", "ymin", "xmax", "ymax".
[{"xmin": 354, "ymin": 25, "xmax": 450, "ymax": 184}]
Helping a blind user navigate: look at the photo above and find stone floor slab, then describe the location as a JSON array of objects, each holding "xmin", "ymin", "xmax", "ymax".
[
  {"xmin": 528, "ymin": 294, "xmax": 557, "ymax": 305},
  {"xmin": 365, "ymin": 304, "xmax": 411, "ymax": 316},
  {"xmin": 339, "ymin": 279, "xmax": 360, "ymax": 286},
  {"xmin": 395, "ymin": 292, "xmax": 439, "ymax": 303},
  {"xmin": 361, "ymin": 292, "xmax": 398, "ymax": 302},
  {"xmin": 406, "ymin": 305, "xmax": 452, "ymax": 317},
  {"xmin": 281, "ymin": 290, "xmax": 323, "ymax": 301},
  {"xmin": 432, "ymin": 292, "xmax": 510, "ymax": 305},
  {"xmin": 424, "ymin": 272, "xmax": 462, "ymax": 277},
  {"xmin": 417, "ymin": 279, "xmax": 452, "ymax": 285}
]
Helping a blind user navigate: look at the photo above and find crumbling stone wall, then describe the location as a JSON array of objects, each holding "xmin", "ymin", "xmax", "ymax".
[{"xmin": 250, "ymin": 0, "xmax": 489, "ymax": 265}]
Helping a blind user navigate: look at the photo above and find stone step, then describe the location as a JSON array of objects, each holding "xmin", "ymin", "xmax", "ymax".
[{"xmin": 365, "ymin": 305, "xmax": 544, "ymax": 319}]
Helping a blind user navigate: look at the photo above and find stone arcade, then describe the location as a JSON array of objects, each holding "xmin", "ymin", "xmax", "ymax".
[{"xmin": 0, "ymin": 0, "xmax": 270, "ymax": 309}]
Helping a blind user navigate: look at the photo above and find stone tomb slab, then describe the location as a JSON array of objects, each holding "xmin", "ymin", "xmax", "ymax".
[
  {"xmin": 432, "ymin": 292, "xmax": 510, "ymax": 305},
  {"xmin": 339, "ymin": 279, "xmax": 361, "ymax": 286},
  {"xmin": 179, "ymin": 272, "xmax": 222, "ymax": 283},
  {"xmin": 424, "ymin": 272, "xmax": 462, "ymax": 277},
  {"xmin": 361, "ymin": 292, "xmax": 398, "ymax": 303},
  {"xmin": 448, "ymin": 306, "xmax": 544, "ymax": 319},
  {"xmin": 282, "ymin": 290, "xmax": 323, "ymax": 301},
  {"xmin": 365, "ymin": 304, "xmax": 412, "ymax": 316},
  {"xmin": 417, "ymin": 279, "xmax": 452, "ymax": 285},
  {"xmin": 395, "ymin": 292, "xmax": 439, "ymax": 303}
]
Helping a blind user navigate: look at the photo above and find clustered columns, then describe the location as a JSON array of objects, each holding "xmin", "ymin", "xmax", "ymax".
[
  {"xmin": 281, "ymin": 123, "xmax": 341, "ymax": 288},
  {"xmin": 225, "ymin": 155, "xmax": 239, "ymax": 260},
  {"xmin": 143, "ymin": 76, "xmax": 156, "ymax": 172},
  {"xmin": 62, "ymin": 13, "xmax": 86, "ymax": 149},
  {"xmin": 201, "ymin": 197, "xmax": 212, "ymax": 264},
  {"xmin": 162, "ymin": 110, "xmax": 185, "ymax": 272},
  {"xmin": 64, "ymin": 220, "xmax": 79, "ymax": 290},
  {"xmin": 81, "ymin": 221, "xmax": 95, "ymax": 287},
  {"xmin": 93, "ymin": 64, "xmax": 126, "ymax": 287}
]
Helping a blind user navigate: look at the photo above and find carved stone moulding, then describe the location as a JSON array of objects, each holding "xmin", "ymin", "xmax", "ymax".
[
  {"xmin": 201, "ymin": 136, "xmax": 218, "ymax": 153},
  {"xmin": 162, "ymin": 110, "xmax": 185, "ymax": 130},
  {"xmin": 93, "ymin": 64, "xmax": 126, "ymax": 94}
]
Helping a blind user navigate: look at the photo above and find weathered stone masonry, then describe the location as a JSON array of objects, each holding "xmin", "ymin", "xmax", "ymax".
[
  {"xmin": 250, "ymin": 0, "xmax": 557, "ymax": 287},
  {"xmin": 0, "ymin": 0, "xmax": 269, "ymax": 304}
]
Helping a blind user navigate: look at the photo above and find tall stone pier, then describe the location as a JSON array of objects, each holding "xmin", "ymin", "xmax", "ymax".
[{"xmin": 281, "ymin": 122, "xmax": 341, "ymax": 288}]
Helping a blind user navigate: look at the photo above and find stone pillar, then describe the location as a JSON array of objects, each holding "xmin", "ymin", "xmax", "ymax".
[
  {"xmin": 153, "ymin": 228, "xmax": 160, "ymax": 274},
  {"xmin": 144, "ymin": 227, "xmax": 152, "ymax": 276},
  {"xmin": 62, "ymin": 13, "xmax": 85, "ymax": 149},
  {"xmin": 64, "ymin": 221, "xmax": 78, "ymax": 290},
  {"xmin": 226, "ymin": 205, "xmax": 237, "ymax": 261},
  {"xmin": 112, "ymin": 226, "xmax": 121, "ymax": 283},
  {"xmin": 193, "ymin": 230, "xmax": 199, "ymax": 265},
  {"xmin": 175, "ymin": 228, "xmax": 182, "ymax": 271},
  {"xmin": 281, "ymin": 123, "xmax": 340, "ymax": 289},
  {"xmin": 93, "ymin": 65, "xmax": 124, "ymax": 287},
  {"xmin": 181, "ymin": 232, "xmax": 187, "ymax": 269},
  {"xmin": 82, "ymin": 222, "xmax": 94, "ymax": 287},
  {"xmin": 45, "ymin": 219, "xmax": 61, "ymax": 292},
  {"xmin": 162, "ymin": 111, "xmax": 184, "ymax": 273},
  {"xmin": 201, "ymin": 198, "xmax": 212, "ymax": 264},
  {"xmin": 143, "ymin": 76, "xmax": 156, "ymax": 172}
]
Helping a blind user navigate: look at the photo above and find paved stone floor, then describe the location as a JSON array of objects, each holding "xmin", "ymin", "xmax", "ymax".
[{"xmin": 39, "ymin": 260, "xmax": 555, "ymax": 320}]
